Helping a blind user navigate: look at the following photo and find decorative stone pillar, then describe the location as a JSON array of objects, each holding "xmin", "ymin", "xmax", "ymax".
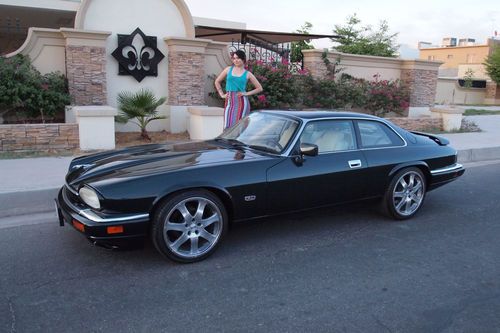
[
  {"xmin": 164, "ymin": 37, "xmax": 211, "ymax": 133},
  {"xmin": 302, "ymin": 49, "xmax": 330, "ymax": 79},
  {"xmin": 401, "ymin": 60, "xmax": 443, "ymax": 117},
  {"xmin": 484, "ymin": 81, "xmax": 498, "ymax": 105},
  {"xmin": 61, "ymin": 28, "xmax": 111, "ymax": 106}
]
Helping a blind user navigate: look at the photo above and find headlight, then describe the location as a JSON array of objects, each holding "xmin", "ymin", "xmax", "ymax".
[{"xmin": 79, "ymin": 186, "xmax": 101, "ymax": 209}]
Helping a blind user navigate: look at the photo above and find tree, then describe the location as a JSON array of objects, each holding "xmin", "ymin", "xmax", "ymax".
[
  {"xmin": 462, "ymin": 68, "xmax": 474, "ymax": 104},
  {"xmin": 116, "ymin": 89, "xmax": 166, "ymax": 141},
  {"xmin": 484, "ymin": 46, "xmax": 500, "ymax": 84},
  {"xmin": 290, "ymin": 22, "xmax": 314, "ymax": 63},
  {"xmin": 332, "ymin": 13, "xmax": 399, "ymax": 57}
]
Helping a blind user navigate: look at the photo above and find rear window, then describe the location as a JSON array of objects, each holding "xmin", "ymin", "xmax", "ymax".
[{"xmin": 357, "ymin": 120, "xmax": 405, "ymax": 148}]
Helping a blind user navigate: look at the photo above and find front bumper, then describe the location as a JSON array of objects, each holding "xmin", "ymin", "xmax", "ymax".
[
  {"xmin": 428, "ymin": 163, "xmax": 465, "ymax": 190},
  {"xmin": 55, "ymin": 186, "xmax": 150, "ymax": 246}
]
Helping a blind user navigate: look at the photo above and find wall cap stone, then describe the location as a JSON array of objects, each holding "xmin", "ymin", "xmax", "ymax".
[
  {"xmin": 431, "ymin": 106, "xmax": 465, "ymax": 115},
  {"xmin": 74, "ymin": 105, "xmax": 118, "ymax": 117},
  {"xmin": 188, "ymin": 106, "xmax": 224, "ymax": 116},
  {"xmin": 164, "ymin": 37, "xmax": 212, "ymax": 53},
  {"xmin": 60, "ymin": 28, "xmax": 111, "ymax": 47}
]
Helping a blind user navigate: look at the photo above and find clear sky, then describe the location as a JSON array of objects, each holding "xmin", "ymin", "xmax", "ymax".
[{"xmin": 184, "ymin": 0, "xmax": 500, "ymax": 57}]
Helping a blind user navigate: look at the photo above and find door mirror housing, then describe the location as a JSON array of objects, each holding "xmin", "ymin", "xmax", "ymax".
[{"xmin": 300, "ymin": 143, "xmax": 318, "ymax": 157}]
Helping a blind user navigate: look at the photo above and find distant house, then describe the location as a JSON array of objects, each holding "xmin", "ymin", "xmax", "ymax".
[{"xmin": 419, "ymin": 37, "xmax": 500, "ymax": 104}]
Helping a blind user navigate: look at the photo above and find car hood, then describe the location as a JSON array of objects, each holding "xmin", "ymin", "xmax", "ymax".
[{"xmin": 66, "ymin": 140, "xmax": 262, "ymax": 186}]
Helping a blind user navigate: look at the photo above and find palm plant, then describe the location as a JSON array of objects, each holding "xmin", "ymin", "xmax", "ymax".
[{"xmin": 116, "ymin": 89, "xmax": 167, "ymax": 141}]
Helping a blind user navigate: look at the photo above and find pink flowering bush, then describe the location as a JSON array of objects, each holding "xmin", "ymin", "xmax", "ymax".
[
  {"xmin": 209, "ymin": 60, "xmax": 409, "ymax": 117},
  {"xmin": 302, "ymin": 73, "xmax": 409, "ymax": 116},
  {"xmin": 364, "ymin": 75, "xmax": 410, "ymax": 116},
  {"xmin": 246, "ymin": 59, "xmax": 307, "ymax": 109}
]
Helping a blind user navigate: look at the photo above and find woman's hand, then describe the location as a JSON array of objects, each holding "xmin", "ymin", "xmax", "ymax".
[
  {"xmin": 237, "ymin": 92, "xmax": 247, "ymax": 97},
  {"xmin": 220, "ymin": 92, "xmax": 227, "ymax": 99}
]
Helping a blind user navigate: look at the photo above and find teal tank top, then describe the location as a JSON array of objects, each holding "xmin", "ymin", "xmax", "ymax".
[{"xmin": 225, "ymin": 66, "xmax": 248, "ymax": 92}]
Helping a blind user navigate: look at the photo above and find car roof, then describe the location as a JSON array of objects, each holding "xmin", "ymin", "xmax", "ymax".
[{"xmin": 260, "ymin": 110, "xmax": 382, "ymax": 121}]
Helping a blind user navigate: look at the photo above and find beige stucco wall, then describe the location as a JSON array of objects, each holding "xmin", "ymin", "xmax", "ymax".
[
  {"xmin": 336, "ymin": 53, "xmax": 403, "ymax": 81},
  {"xmin": 6, "ymin": 28, "xmax": 66, "ymax": 75},
  {"xmin": 419, "ymin": 45, "xmax": 490, "ymax": 69},
  {"xmin": 435, "ymin": 78, "xmax": 486, "ymax": 105},
  {"xmin": 457, "ymin": 64, "xmax": 488, "ymax": 80}
]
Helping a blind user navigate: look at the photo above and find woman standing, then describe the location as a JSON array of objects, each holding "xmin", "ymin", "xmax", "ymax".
[{"xmin": 215, "ymin": 50, "xmax": 263, "ymax": 129}]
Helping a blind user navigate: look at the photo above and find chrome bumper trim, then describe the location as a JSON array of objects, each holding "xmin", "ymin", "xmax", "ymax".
[
  {"xmin": 430, "ymin": 163, "xmax": 463, "ymax": 175},
  {"xmin": 79, "ymin": 209, "xmax": 149, "ymax": 223}
]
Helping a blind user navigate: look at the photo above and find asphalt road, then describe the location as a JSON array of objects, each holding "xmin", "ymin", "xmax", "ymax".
[{"xmin": 1, "ymin": 161, "xmax": 500, "ymax": 333}]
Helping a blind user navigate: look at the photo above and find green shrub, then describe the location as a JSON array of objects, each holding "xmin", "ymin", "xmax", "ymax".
[{"xmin": 0, "ymin": 54, "xmax": 70, "ymax": 122}]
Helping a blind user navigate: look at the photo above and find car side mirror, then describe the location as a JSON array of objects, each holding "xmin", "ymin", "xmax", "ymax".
[{"xmin": 300, "ymin": 143, "xmax": 318, "ymax": 157}]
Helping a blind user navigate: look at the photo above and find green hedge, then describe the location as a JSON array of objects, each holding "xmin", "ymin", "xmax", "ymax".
[{"xmin": 0, "ymin": 54, "xmax": 70, "ymax": 123}]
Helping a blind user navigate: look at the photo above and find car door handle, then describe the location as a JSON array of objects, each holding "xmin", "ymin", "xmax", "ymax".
[{"xmin": 348, "ymin": 159, "xmax": 362, "ymax": 168}]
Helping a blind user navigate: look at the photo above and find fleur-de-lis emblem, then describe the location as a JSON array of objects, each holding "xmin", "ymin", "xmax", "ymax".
[{"xmin": 111, "ymin": 27, "xmax": 165, "ymax": 82}]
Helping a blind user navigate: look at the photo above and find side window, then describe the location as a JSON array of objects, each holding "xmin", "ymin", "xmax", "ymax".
[
  {"xmin": 357, "ymin": 120, "xmax": 404, "ymax": 148},
  {"xmin": 300, "ymin": 120, "xmax": 356, "ymax": 153}
]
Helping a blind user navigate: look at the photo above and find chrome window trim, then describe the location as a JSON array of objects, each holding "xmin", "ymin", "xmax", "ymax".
[
  {"xmin": 430, "ymin": 163, "xmax": 463, "ymax": 175},
  {"xmin": 283, "ymin": 116, "xmax": 408, "ymax": 156}
]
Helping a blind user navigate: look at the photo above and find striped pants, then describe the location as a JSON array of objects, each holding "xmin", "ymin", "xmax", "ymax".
[{"xmin": 224, "ymin": 91, "xmax": 250, "ymax": 129}]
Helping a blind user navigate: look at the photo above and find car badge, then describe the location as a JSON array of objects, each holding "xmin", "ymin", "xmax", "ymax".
[
  {"xmin": 72, "ymin": 164, "xmax": 94, "ymax": 171},
  {"xmin": 244, "ymin": 195, "xmax": 256, "ymax": 202}
]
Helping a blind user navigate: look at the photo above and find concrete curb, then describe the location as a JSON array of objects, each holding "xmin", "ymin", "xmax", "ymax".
[
  {"xmin": 0, "ymin": 188, "xmax": 59, "ymax": 218},
  {"xmin": 457, "ymin": 147, "xmax": 500, "ymax": 163},
  {"xmin": 1, "ymin": 147, "xmax": 499, "ymax": 219}
]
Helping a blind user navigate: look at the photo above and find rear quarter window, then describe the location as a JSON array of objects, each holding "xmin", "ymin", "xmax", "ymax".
[{"xmin": 357, "ymin": 120, "xmax": 405, "ymax": 148}]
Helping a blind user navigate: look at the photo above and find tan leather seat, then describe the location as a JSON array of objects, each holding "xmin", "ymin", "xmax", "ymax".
[{"xmin": 314, "ymin": 130, "xmax": 344, "ymax": 152}]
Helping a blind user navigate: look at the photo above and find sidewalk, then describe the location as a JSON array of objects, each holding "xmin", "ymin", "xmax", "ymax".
[{"xmin": 1, "ymin": 113, "xmax": 500, "ymax": 219}]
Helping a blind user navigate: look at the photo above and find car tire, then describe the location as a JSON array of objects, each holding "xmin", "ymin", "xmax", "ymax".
[
  {"xmin": 382, "ymin": 167, "xmax": 426, "ymax": 220},
  {"xmin": 152, "ymin": 190, "xmax": 228, "ymax": 263}
]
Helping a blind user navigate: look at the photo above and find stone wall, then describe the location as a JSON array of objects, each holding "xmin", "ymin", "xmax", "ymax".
[
  {"xmin": 168, "ymin": 51, "xmax": 205, "ymax": 106},
  {"xmin": 485, "ymin": 81, "xmax": 498, "ymax": 99},
  {"xmin": 66, "ymin": 45, "xmax": 107, "ymax": 105},
  {"xmin": 302, "ymin": 50, "xmax": 442, "ymax": 112},
  {"xmin": 0, "ymin": 124, "xmax": 79, "ymax": 152},
  {"xmin": 400, "ymin": 69, "xmax": 438, "ymax": 107},
  {"xmin": 387, "ymin": 117, "xmax": 442, "ymax": 132}
]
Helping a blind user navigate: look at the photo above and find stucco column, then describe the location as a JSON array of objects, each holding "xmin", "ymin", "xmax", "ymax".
[
  {"xmin": 61, "ymin": 28, "xmax": 111, "ymax": 106},
  {"xmin": 401, "ymin": 60, "xmax": 443, "ymax": 117},
  {"xmin": 164, "ymin": 37, "xmax": 211, "ymax": 133}
]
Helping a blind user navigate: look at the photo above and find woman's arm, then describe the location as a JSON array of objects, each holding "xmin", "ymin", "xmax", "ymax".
[
  {"xmin": 215, "ymin": 67, "xmax": 229, "ymax": 98},
  {"xmin": 241, "ymin": 72, "xmax": 263, "ymax": 96}
]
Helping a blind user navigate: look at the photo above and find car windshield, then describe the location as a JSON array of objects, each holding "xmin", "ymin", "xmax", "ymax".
[{"xmin": 217, "ymin": 112, "xmax": 300, "ymax": 154}]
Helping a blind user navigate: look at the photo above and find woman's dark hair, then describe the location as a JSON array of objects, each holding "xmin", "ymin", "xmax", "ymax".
[{"xmin": 234, "ymin": 50, "xmax": 246, "ymax": 62}]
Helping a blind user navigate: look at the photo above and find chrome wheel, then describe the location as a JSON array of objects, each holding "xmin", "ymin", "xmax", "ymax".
[
  {"xmin": 392, "ymin": 170, "xmax": 425, "ymax": 217},
  {"xmin": 155, "ymin": 192, "xmax": 226, "ymax": 262}
]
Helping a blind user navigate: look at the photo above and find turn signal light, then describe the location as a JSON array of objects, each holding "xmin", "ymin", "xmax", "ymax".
[
  {"xmin": 107, "ymin": 226, "xmax": 124, "ymax": 234},
  {"xmin": 72, "ymin": 220, "xmax": 85, "ymax": 232}
]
